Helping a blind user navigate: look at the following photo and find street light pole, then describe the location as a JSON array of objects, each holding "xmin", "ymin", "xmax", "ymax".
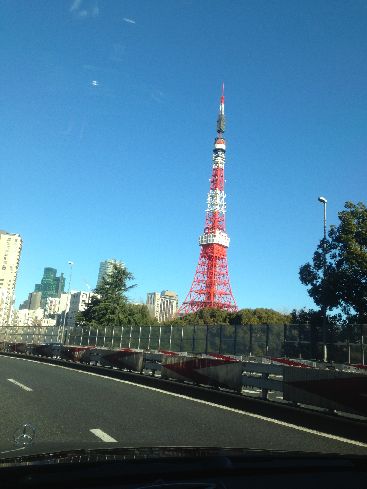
[
  {"xmin": 318, "ymin": 196, "xmax": 328, "ymax": 362},
  {"xmin": 61, "ymin": 261, "xmax": 74, "ymax": 344}
]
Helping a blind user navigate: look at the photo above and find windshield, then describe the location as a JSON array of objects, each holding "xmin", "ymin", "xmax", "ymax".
[{"xmin": 0, "ymin": 0, "xmax": 366, "ymax": 460}]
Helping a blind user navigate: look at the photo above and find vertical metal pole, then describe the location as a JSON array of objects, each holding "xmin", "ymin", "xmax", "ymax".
[
  {"xmin": 361, "ymin": 324, "xmax": 365, "ymax": 365},
  {"xmin": 347, "ymin": 323, "xmax": 351, "ymax": 364},
  {"xmin": 128, "ymin": 325, "xmax": 132, "ymax": 349},
  {"xmin": 148, "ymin": 325, "xmax": 152, "ymax": 350},
  {"xmin": 219, "ymin": 324, "xmax": 223, "ymax": 354},
  {"xmin": 87, "ymin": 326, "xmax": 91, "ymax": 346},
  {"xmin": 62, "ymin": 261, "xmax": 74, "ymax": 349},
  {"xmin": 102, "ymin": 326, "xmax": 107, "ymax": 348},
  {"xmin": 249, "ymin": 324, "xmax": 253, "ymax": 357},
  {"xmin": 265, "ymin": 324, "xmax": 270, "ymax": 357},
  {"xmin": 234, "ymin": 324, "xmax": 237, "ymax": 356},
  {"xmin": 96, "ymin": 327, "xmax": 99, "ymax": 347},
  {"xmin": 169, "ymin": 324, "xmax": 173, "ymax": 350},
  {"xmin": 158, "ymin": 326, "xmax": 162, "ymax": 350},
  {"xmin": 321, "ymin": 200, "xmax": 328, "ymax": 362},
  {"xmin": 192, "ymin": 324, "xmax": 196, "ymax": 353},
  {"xmin": 138, "ymin": 326, "xmax": 142, "ymax": 349},
  {"xmin": 119, "ymin": 326, "xmax": 124, "ymax": 349},
  {"xmin": 79, "ymin": 327, "xmax": 83, "ymax": 346},
  {"xmin": 283, "ymin": 324, "xmax": 287, "ymax": 357},
  {"xmin": 180, "ymin": 325, "xmax": 184, "ymax": 352},
  {"xmin": 111, "ymin": 326, "xmax": 115, "ymax": 349},
  {"xmin": 205, "ymin": 324, "xmax": 209, "ymax": 354}
]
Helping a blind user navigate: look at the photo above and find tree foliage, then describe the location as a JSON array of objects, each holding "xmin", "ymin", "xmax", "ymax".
[
  {"xmin": 230, "ymin": 308, "xmax": 290, "ymax": 325},
  {"xmin": 164, "ymin": 307, "xmax": 290, "ymax": 326},
  {"xmin": 299, "ymin": 201, "xmax": 367, "ymax": 322},
  {"xmin": 76, "ymin": 263, "xmax": 154, "ymax": 327}
]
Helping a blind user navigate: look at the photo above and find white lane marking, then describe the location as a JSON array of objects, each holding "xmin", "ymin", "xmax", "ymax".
[
  {"xmin": 3, "ymin": 355, "xmax": 367, "ymax": 449},
  {"xmin": 90, "ymin": 429, "xmax": 117, "ymax": 443},
  {"xmin": 242, "ymin": 389, "xmax": 260, "ymax": 394},
  {"xmin": 7, "ymin": 378, "xmax": 33, "ymax": 392}
]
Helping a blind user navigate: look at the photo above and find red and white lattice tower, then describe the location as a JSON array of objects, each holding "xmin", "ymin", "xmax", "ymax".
[{"xmin": 179, "ymin": 85, "xmax": 237, "ymax": 314}]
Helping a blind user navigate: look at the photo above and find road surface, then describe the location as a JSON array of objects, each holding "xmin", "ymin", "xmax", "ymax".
[{"xmin": 0, "ymin": 355, "xmax": 366, "ymax": 455}]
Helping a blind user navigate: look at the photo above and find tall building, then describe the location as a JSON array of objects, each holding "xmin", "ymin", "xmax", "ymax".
[
  {"xmin": 45, "ymin": 293, "xmax": 69, "ymax": 317},
  {"xmin": 34, "ymin": 267, "xmax": 65, "ymax": 307},
  {"xmin": 96, "ymin": 259, "xmax": 124, "ymax": 288},
  {"xmin": 12, "ymin": 307, "xmax": 44, "ymax": 326},
  {"xmin": 179, "ymin": 86, "xmax": 237, "ymax": 314},
  {"xmin": 147, "ymin": 290, "xmax": 179, "ymax": 322},
  {"xmin": 19, "ymin": 291, "xmax": 41, "ymax": 310},
  {"xmin": 66, "ymin": 291, "xmax": 96, "ymax": 328},
  {"xmin": 0, "ymin": 230, "xmax": 22, "ymax": 326}
]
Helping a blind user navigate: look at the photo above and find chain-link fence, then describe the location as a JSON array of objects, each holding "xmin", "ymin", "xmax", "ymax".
[{"xmin": 1, "ymin": 323, "xmax": 366, "ymax": 364}]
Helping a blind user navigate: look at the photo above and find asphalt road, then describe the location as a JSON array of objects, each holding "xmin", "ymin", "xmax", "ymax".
[{"xmin": 0, "ymin": 355, "xmax": 366, "ymax": 456}]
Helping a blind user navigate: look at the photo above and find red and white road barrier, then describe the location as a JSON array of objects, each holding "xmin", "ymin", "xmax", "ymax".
[
  {"xmin": 270, "ymin": 357, "xmax": 312, "ymax": 368},
  {"xmin": 61, "ymin": 346, "xmax": 94, "ymax": 362},
  {"xmin": 98, "ymin": 348, "xmax": 145, "ymax": 372},
  {"xmin": 283, "ymin": 366, "xmax": 367, "ymax": 416},
  {"xmin": 161, "ymin": 354, "xmax": 243, "ymax": 391},
  {"xmin": 6, "ymin": 342, "xmax": 27, "ymax": 353},
  {"xmin": 352, "ymin": 364, "xmax": 367, "ymax": 371}
]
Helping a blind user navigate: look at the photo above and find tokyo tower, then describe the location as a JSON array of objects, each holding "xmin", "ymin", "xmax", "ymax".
[{"xmin": 179, "ymin": 85, "xmax": 237, "ymax": 314}]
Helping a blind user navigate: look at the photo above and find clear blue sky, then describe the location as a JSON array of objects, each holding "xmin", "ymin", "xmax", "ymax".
[{"xmin": 1, "ymin": 0, "xmax": 366, "ymax": 311}]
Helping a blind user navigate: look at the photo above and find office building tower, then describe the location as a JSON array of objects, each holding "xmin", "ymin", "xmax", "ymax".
[
  {"xmin": 67, "ymin": 291, "xmax": 95, "ymax": 328},
  {"xmin": 34, "ymin": 267, "xmax": 65, "ymax": 306},
  {"xmin": 146, "ymin": 290, "xmax": 179, "ymax": 322},
  {"xmin": 96, "ymin": 259, "xmax": 124, "ymax": 288},
  {"xmin": 0, "ymin": 230, "xmax": 22, "ymax": 326}
]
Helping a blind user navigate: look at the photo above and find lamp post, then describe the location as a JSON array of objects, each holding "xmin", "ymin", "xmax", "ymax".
[
  {"xmin": 61, "ymin": 261, "xmax": 74, "ymax": 344},
  {"xmin": 318, "ymin": 196, "xmax": 328, "ymax": 362}
]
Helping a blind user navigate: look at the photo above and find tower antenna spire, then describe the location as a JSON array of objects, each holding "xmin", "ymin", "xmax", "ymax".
[
  {"xmin": 217, "ymin": 83, "xmax": 226, "ymax": 134},
  {"xmin": 178, "ymin": 86, "xmax": 237, "ymax": 315}
]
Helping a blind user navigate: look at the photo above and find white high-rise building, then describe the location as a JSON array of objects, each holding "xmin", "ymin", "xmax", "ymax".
[
  {"xmin": 0, "ymin": 230, "xmax": 22, "ymax": 326},
  {"xmin": 146, "ymin": 290, "xmax": 179, "ymax": 323},
  {"xmin": 45, "ymin": 293, "xmax": 69, "ymax": 317},
  {"xmin": 96, "ymin": 259, "xmax": 124, "ymax": 288},
  {"xmin": 12, "ymin": 307, "xmax": 44, "ymax": 326},
  {"xmin": 67, "ymin": 291, "xmax": 96, "ymax": 328}
]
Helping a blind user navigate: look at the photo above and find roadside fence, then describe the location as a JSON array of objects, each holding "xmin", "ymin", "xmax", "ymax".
[{"xmin": 0, "ymin": 323, "xmax": 365, "ymax": 364}]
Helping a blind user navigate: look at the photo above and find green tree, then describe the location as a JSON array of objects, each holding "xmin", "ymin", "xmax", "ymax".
[
  {"xmin": 299, "ymin": 201, "xmax": 367, "ymax": 322},
  {"xmin": 229, "ymin": 308, "xmax": 290, "ymax": 325},
  {"xmin": 165, "ymin": 307, "xmax": 290, "ymax": 326},
  {"xmin": 76, "ymin": 263, "xmax": 139, "ymax": 328},
  {"xmin": 167, "ymin": 308, "xmax": 230, "ymax": 326}
]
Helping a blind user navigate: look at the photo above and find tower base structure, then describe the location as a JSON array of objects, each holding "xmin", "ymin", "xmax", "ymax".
[{"xmin": 179, "ymin": 244, "xmax": 237, "ymax": 314}]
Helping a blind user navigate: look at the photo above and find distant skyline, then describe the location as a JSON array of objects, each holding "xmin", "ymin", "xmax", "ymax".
[{"xmin": 2, "ymin": 1, "xmax": 366, "ymax": 311}]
